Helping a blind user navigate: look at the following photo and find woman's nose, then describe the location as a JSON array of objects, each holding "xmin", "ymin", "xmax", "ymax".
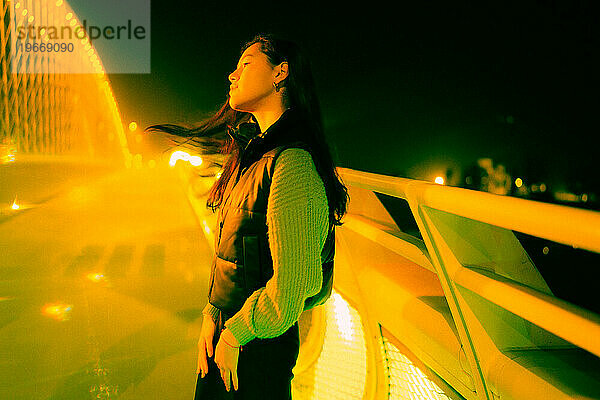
[{"xmin": 228, "ymin": 70, "xmax": 238, "ymax": 83}]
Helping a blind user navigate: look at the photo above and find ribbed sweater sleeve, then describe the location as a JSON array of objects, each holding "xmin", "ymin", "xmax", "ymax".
[{"xmin": 223, "ymin": 148, "xmax": 329, "ymax": 346}]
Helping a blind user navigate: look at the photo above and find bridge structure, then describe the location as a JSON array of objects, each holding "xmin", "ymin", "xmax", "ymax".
[{"xmin": 2, "ymin": 1, "xmax": 600, "ymax": 399}]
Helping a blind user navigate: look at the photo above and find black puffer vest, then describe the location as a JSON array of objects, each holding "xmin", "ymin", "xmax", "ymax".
[{"xmin": 208, "ymin": 109, "xmax": 335, "ymax": 316}]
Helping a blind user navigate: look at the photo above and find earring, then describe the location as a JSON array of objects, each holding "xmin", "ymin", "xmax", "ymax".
[{"xmin": 273, "ymin": 81, "xmax": 281, "ymax": 92}]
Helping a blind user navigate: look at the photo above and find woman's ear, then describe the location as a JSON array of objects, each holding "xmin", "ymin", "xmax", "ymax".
[{"xmin": 276, "ymin": 62, "xmax": 289, "ymax": 80}]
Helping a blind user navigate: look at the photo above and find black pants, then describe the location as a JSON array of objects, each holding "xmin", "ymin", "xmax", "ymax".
[{"xmin": 194, "ymin": 310, "xmax": 300, "ymax": 400}]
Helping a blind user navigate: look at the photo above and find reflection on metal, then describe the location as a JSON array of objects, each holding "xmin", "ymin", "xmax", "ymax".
[
  {"xmin": 336, "ymin": 167, "xmax": 600, "ymax": 399},
  {"xmin": 0, "ymin": 0, "xmax": 130, "ymax": 164}
]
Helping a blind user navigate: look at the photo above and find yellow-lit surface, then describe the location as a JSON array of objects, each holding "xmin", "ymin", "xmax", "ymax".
[
  {"xmin": 292, "ymin": 291, "xmax": 367, "ymax": 399},
  {"xmin": 0, "ymin": 163, "xmax": 212, "ymax": 399}
]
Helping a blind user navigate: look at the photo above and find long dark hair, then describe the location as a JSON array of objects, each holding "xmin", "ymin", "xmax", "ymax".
[{"xmin": 146, "ymin": 33, "xmax": 348, "ymax": 227}]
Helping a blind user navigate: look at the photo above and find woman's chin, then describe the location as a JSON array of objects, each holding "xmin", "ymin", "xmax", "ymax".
[
  {"xmin": 229, "ymin": 100, "xmax": 252, "ymax": 114},
  {"xmin": 229, "ymin": 98, "xmax": 244, "ymax": 111}
]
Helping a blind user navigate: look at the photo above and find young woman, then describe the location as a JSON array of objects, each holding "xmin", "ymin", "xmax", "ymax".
[{"xmin": 147, "ymin": 33, "xmax": 348, "ymax": 399}]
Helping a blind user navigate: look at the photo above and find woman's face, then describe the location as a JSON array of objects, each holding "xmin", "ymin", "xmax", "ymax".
[{"xmin": 228, "ymin": 43, "xmax": 284, "ymax": 112}]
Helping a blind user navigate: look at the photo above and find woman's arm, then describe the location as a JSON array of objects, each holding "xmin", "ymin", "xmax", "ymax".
[
  {"xmin": 202, "ymin": 302, "xmax": 220, "ymax": 323},
  {"xmin": 223, "ymin": 148, "xmax": 329, "ymax": 346}
]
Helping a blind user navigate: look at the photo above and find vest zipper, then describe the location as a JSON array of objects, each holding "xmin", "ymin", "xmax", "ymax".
[{"xmin": 218, "ymin": 220, "xmax": 224, "ymax": 245}]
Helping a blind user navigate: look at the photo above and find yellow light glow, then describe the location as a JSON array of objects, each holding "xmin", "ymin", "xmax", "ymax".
[
  {"xmin": 169, "ymin": 150, "xmax": 203, "ymax": 167},
  {"xmin": 15, "ymin": 3, "xmax": 21, "ymax": 9},
  {"xmin": 128, "ymin": 121, "xmax": 138, "ymax": 131},
  {"xmin": 28, "ymin": 15, "xmax": 34, "ymax": 23},
  {"xmin": 332, "ymin": 292, "xmax": 354, "ymax": 341},
  {"xmin": 168, "ymin": 152, "xmax": 182, "ymax": 167},
  {"xmin": 581, "ymin": 194, "xmax": 588, "ymax": 202},
  {"xmin": 434, "ymin": 176, "xmax": 444, "ymax": 185},
  {"xmin": 21, "ymin": 9, "xmax": 28, "ymax": 16},
  {"xmin": 42, "ymin": 302, "xmax": 73, "ymax": 321},
  {"xmin": 542, "ymin": 246, "xmax": 549, "ymax": 255},
  {"xmin": 554, "ymin": 191, "xmax": 579, "ymax": 202},
  {"xmin": 515, "ymin": 178, "xmax": 523, "ymax": 188},
  {"xmin": 215, "ymin": 170, "xmax": 223, "ymax": 180},
  {"xmin": 540, "ymin": 183, "xmax": 547, "ymax": 192},
  {"xmin": 190, "ymin": 156, "xmax": 202, "ymax": 166},
  {"xmin": 202, "ymin": 220, "xmax": 211, "ymax": 234},
  {"xmin": 133, "ymin": 153, "xmax": 143, "ymax": 169},
  {"xmin": 56, "ymin": 0, "xmax": 63, "ymax": 5},
  {"xmin": 65, "ymin": 12, "xmax": 72, "ymax": 20},
  {"xmin": 11, "ymin": 196, "xmax": 19, "ymax": 210},
  {"xmin": 87, "ymin": 272, "xmax": 106, "ymax": 283}
]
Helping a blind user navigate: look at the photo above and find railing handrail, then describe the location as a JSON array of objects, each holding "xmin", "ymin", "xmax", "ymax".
[{"xmin": 337, "ymin": 167, "xmax": 600, "ymax": 254}]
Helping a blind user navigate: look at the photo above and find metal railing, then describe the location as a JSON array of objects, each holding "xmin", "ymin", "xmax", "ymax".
[{"xmin": 334, "ymin": 167, "xmax": 600, "ymax": 400}]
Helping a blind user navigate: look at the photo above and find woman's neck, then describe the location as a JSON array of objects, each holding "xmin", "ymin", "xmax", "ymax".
[{"xmin": 252, "ymin": 105, "xmax": 288, "ymax": 134}]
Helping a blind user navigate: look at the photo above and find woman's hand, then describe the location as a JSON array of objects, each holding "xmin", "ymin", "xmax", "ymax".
[
  {"xmin": 214, "ymin": 328, "xmax": 240, "ymax": 392},
  {"xmin": 196, "ymin": 314, "xmax": 216, "ymax": 378}
]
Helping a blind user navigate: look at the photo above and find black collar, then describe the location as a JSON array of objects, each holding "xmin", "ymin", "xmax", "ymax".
[{"xmin": 233, "ymin": 108, "xmax": 312, "ymax": 172}]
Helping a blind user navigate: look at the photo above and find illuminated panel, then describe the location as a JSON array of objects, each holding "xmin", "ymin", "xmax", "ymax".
[
  {"xmin": 293, "ymin": 291, "xmax": 367, "ymax": 399},
  {"xmin": 292, "ymin": 290, "xmax": 453, "ymax": 399},
  {"xmin": 380, "ymin": 336, "xmax": 451, "ymax": 400}
]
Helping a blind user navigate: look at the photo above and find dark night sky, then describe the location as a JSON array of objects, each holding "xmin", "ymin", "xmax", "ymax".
[{"xmin": 107, "ymin": 0, "xmax": 599, "ymax": 195}]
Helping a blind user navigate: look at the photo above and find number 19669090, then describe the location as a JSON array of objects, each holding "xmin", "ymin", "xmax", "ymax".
[{"xmin": 18, "ymin": 40, "xmax": 74, "ymax": 53}]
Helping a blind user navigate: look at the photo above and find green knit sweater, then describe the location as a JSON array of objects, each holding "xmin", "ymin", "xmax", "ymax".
[{"xmin": 202, "ymin": 148, "xmax": 329, "ymax": 346}]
